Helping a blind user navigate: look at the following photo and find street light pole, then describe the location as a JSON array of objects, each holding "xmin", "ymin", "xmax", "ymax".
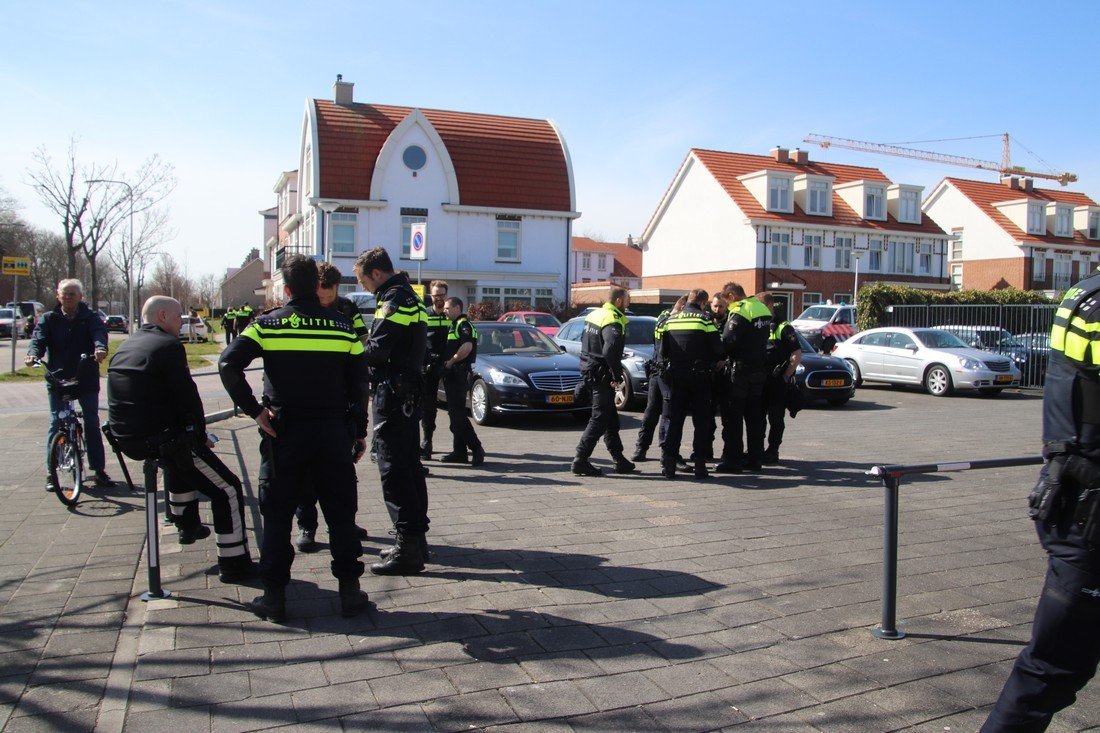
[
  {"xmin": 853, "ymin": 250, "xmax": 864, "ymax": 306},
  {"xmin": 86, "ymin": 179, "xmax": 135, "ymax": 333}
]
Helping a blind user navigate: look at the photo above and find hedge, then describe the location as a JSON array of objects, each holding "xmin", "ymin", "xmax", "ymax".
[{"xmin": 854, "ymin": 283, "xmax": 1054, "ymax": 331}]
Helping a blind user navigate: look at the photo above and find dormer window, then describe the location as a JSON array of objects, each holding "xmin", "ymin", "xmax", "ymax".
[
  {"xmin": 1055, "ymin": 205, "xmax": 1074, "ymax": 237},
  {"xmin": 1090, "ymin": 212, "xmax": 1100, "ymax": 240},
  {"xmin": 808, "ymin": 181, "xmax": 831, "ymax": 215},
  {"xmin": 865, "ymin": 186, "xmax": 885, "ymax": 220},
  {"xmin": 899, "ymin": 189, "xmax": 920, "ymax": 224},
  {"xmin": 768, "ymin": 176, "xmax": 792, "ymax": 212},
  {"xmin": 1027, "ymin": 203, "xmax": 1045, "ymax": 235}
]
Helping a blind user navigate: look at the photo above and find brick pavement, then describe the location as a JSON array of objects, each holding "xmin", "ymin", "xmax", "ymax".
[{"xmin": 1, "ymin": 383, "xmax": 1098, "ymax": 731}]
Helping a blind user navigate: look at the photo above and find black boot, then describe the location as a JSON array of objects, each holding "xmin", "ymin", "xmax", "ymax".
[
  {"xmin": 296, "ymin": 528, "xmax": 318, "ymax": 552},
  {"xmin": 217, "ymin": 555, "xmax": 258, "ymax": 584},
  {"xmin": 471, "ymin": 445, "xmax": 486, "ymax": 467},
  {"xmin": 338, "ymin": 579, "xmax": 371, "ymax": 618},
  {"xmin": 613, "ymin": 455, "xmax": 636, "ymax": 474},
  {"xmin": 661, "ymin": 460, "xmax": 677, "ymax": 479},
  {"xmin": 631, "ymin": 449, "xmax": 648, "ymax": 462},
  {"xmin": 370, "ymin": 531, "xmax": 426, "ymax": 575},
  {"xmin": 379, "ymin": 533, "xmax": 430, "ymax": 563},
  {"xmin": 761, "ymin": 447, "xmax": 780, "ymax": 465},
  {"xmin": 249, "ymin": 586, "xmax": 286, "ymax": 622},
  {"xmin": 420, "ymin": 436, "xmax": 433, "ymax": 460},
  {"xmin": 571, "ymin": 458, "xmax": 602, "ymax": 476},
  {"xmin": 440, "ymin": 452, "xmax": 468, "ymax": 464},
  {"xmin": 694, "ymin": 462, "xmax": 710, "ymax": 480}
]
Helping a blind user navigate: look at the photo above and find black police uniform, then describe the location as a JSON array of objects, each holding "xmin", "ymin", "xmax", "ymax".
[
  {"xmin": 573, "ymin": 302, "xmax": 632, "ymax": 474},
  {"xmin": 218, "ymin": 295, "xmax": 368, "ymax": 596},
  {"xmin": 632, "ymin": 309, "xmax": 673, "ymax": 462},
  {"xmin": 660, "ymin": 304, "xmax": 722, "ymax": 478},
  {"xmin": 420, "ymin": 305, "xmax": 450, "ymax": 458},
  {"xmin": 361, "ymin": 272, "xmax": 430, "ymax": 575},
  {"xmin": 717, "ymin": 296, "xmax": 772, "ymax": 471},
  {"xmin": 223, "ymin": 309, "xmax": 237, "ymax": 344},
  {"xmin": 983, "ymin": 271, "xmax": 1100, "ymax": 731},
  {"xmin": 294, "ymin": 295, "xmax": 370, "ymax": 541},
  {"xmin": 763, "ymin": 319, "xmax": 800, "ymax": 462},
  {"xmin": 108, "ymin": 324, "xmax": 253, "ymax": 577},
  {"xmin": 442, "ymin": 313, "xmax": 484, "ymax": 463}
]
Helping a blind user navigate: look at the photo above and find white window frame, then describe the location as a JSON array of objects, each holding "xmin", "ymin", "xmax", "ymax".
[
  {"xmin": 868, "ymin": 238, "xmax": 883, "ymax": 271},
  {"xmin": 834, "ymin": 293, "xmax": 853, "ymax": 305},
  {"xmin": 496, "ymin": 218, "xmax": 521, "ymax": 262},
  {"xmin": 865, "ymin": 186, "xmax": 885, "ymax": 220},
  {"xmin": 400, "ymin": 215, "xmax": 427, "ymax": 258},
  {"xmin": 950, "ymin": 263, "xmax": 963, "ymax": 291},
  {"xmin": 1055, "ymin": 205, "xmax": 1073, "ymax": 237},
  {"xmin": 899, "ymin": 190, "xmax": 920, "ymax": 224},
  {"xmin": 1027, "ymin": 203, "xmax": 1045, "ymax": 235},
  {"xmin": 951, "ymin": 231, "xmax": 964, "ymax": 260},
  {"xmin": 1090, "ymin": 212, "xmax": 1100, "ymax": 240},
  {"xmin": 330, "ymin": 212, "xmax": 357, "ymax": 255},
  {"xmin": 581, "ymin": 253, "xmax": 591, "ymax": 269},
  {"xmin": 802, "ymin": 292, "xmax": 823, "ymax": 308},
  {"xmin": 597, "ymin": 254, "xmax": 606, "ymax": 270},
  {"xmin": 808, "ymin": 181, "xmax": 831, "ymax": 215},
  {"xmin": 770, "ymin": 231, "xmax": 790, "ymax": 266},
  {"xmin": 890, "ymin": 240, "xmax": 915, "ymax": 275},
  {"xmin": 1033, "ymin": 252, "xmax": 1046, "ymax": 280},
  {"xmin": 768, "ymin": 176, "xmax": 792, "ymax": 213},
  {"xmin": 1053, "ymin": 255, "xmax": 1073, "ymax": 291},
  {"xmin": 835, "ymin": 236, "xmax": 853, "ymax": 270},
  {"xmin": 803, "ymin": 234, "xmax": 822, "ymax": 268}
]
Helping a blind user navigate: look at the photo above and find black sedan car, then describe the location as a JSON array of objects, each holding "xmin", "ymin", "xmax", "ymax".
[
  {"xmin": 105, "ymin": 315, "xmax": 129, "ymax": 333},
  {"xmin": 439, "ymin": 322, "xmax": 589, "ymax": 425},
  {"xmin": 793, "ymin": 331, "xmax": 855, "ymax": 405}
]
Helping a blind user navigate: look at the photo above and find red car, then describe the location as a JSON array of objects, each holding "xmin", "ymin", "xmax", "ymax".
[{"xmin": 497, "ymin": 311, "xmax": 561, "ymax": 337}]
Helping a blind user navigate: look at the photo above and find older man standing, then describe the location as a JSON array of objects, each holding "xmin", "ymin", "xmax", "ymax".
[{"xmin": 26, "ymin": 279, "xmax": 113, "ymax": 491}]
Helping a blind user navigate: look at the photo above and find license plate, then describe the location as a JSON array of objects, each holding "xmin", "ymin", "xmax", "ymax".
[
  {"xmin": 822, "ymin": 379, "xmax": 845, "ymax": 387},
  {"xmin": 548, "ymin": 394, "xmax": 574, "ymax": 404},
  {"xmin": 995, "ymin": 374, "xmax": 1013, "ymax": 383}
]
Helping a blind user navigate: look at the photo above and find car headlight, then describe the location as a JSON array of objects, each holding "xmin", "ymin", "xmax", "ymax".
[
  {"xmin": 794, "ymin": 364, "xmax": 806, "ymax": 375},
  {"xmin": 957, "ymin": 357, "xmax": 983, "ymax": 370},
  {"xmin": 624, "ymin": 356, "xmax": 647, "ymax": 376},
  {"xmin": 487, "ymin": 368, "xmax": 526, "ymax": 386}
]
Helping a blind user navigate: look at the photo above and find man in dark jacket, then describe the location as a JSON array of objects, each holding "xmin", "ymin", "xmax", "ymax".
[
  {"xmin": 25, "ymin": 279, "xmax": 112, "ymax": 491},
  {"xmin": 107, "ymin": 296, "xmax": 254, "ymax": 582}
]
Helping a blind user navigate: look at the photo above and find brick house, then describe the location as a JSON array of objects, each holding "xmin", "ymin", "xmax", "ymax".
[
  {"xmin": 284, "ymin": 76, "xmax": 579, "ymax": 309},
  {"xmin": 639, "ymin": 147, "xmax": 950, "ymax": 321},
  {"xmin": 923, "ymin": 176, "xmax": 1100, "ymax": 294},
  {"xmin": 569, "ymin": 237, "xmax": 642, "ymax": 304}
]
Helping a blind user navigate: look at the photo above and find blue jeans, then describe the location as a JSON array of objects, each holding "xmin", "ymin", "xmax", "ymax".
[{"xmin": 47, "ymin": 390, "xmax": 106, "ymax": 472}]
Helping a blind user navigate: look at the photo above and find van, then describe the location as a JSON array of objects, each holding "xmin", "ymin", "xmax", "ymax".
[
  {"xmin": 790, "ymin": 304, "xmax": 856, "ymax": 352},
  {"xmin": 6, "ymin": 301, "xmax": 46, "ymax": 338}
]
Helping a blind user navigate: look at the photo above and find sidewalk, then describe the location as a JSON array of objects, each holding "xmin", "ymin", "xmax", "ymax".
[{"xmin": 1, "ymin": 386, "xmax": 1097, "ymax": 731}]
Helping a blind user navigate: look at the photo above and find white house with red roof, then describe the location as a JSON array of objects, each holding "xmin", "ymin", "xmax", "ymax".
[
  {"xmin": 639, "ymin": 146, "xmax": 950, "ymax": 320},
  {"xmin": 923, "ymin": 176, "xmax": 1100, "ymax": 294},
  {"xmin": 569, "ymin": 237, "xmax": 642, "ymax": 303},
  {"xmin": 284, "ymin": 76, "xmax": 579, "ymax": 309}
]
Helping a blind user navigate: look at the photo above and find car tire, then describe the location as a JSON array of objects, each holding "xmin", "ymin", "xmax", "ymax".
[
  {"xmin": 614, "ymin": 378, "xmax": 634, "ymax": 411},
  {"xmin": 826, "ymin": 397, "xmax": 850, "ymax": 406},
  {"xmin": 470, "ymin": 379, "xmax": 495, "ymax": 426},
  {"xmin": 925, "ymin": 364, "xmax": 954, "ymax": 397},
  {"xmin": 844, "ymin": 359, "xmax": 863, "ymax": 387}
]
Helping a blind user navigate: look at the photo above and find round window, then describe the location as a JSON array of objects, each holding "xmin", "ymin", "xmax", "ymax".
[{"xmin": 402, "ymin": 145, "xmax": 427, "ymax": 171}]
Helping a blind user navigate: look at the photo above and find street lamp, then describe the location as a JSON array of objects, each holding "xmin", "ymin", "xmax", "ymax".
[
  {"xmin": 86, "ymin": 179, "xmax": 135, "ymax": 333},
  {"xmin": 853, "ymin": 250, "xmax": 865, "ymax": 305},
  {"xmin": 316, "ymin": 200, "xmax": 340, "ymax": 264}
]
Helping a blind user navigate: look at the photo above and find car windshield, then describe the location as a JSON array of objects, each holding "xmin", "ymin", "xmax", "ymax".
[
  {"xmin": 478, "ymin": 326, "xmax": 561, "ymax": 355},
  {"xmin": 524, "ymin": 314, "xmax": 560, "ymax": 327},
  {"xmin": 795, "ymin": 331, "xmax": 817, "ymax": 353},
  {"xmin": 625, "ymin": 319, "xmax": 657, "ymax": 345},
  {"xmin": 0, "ymin": 309, "xmax": 13, "ymax": 319},
  {"xmin": 796, "ymin": 306, "xmax": 837, "ymax": 322},
  {"xmin": 914, "ymin": 329, "xmax": 970, "ymax": 349}
]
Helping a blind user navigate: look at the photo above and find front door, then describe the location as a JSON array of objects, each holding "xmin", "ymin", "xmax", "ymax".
[{"xmin": 771, "ymin": 293, "xmax": 791, "ymax": 323}]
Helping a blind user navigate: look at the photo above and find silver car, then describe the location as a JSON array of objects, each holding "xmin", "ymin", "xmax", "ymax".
[{"xmin": 832, "ymin": 327, "xmax": 1021, "ymax": 397}]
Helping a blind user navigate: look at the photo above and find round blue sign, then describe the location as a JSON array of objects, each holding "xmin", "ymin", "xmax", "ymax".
[{"xmin": 412, "ymin": 231, "xmax": 425, "ymax": 251}]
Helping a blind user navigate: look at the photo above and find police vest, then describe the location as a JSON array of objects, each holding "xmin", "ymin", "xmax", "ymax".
[
  {"xmin": 1044, "ymin": 271, "xmax": 1100, "ymax": 456},
  {"xmin": 580, "ymin": 302, "xmax": 627, "ymax": 374},
  {"xmin": 425, "ymin": 310, "xmax": 450, "ymax": 358},
  {"xmin": 446, "ymin": 315, "xmax": 478, "ymax": 363},
  {"xmin": 652, "ymin": 309, "xmax": 672, "ymax": 361},
  {"xmin": 662, "ymin": 307, "xmax": 719, "ymax": 364}
]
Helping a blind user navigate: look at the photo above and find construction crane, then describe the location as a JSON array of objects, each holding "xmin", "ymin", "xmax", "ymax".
[{"xmin": 803, "ymin": 133, "xmax": 1078, "ymax": 186}]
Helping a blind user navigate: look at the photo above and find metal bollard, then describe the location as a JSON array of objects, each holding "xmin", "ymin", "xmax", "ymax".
[
  {"xmin": 873, "ymin": 475, "xmax": 905, "ymax": 640},
  {"xmin": 140, "ymin": 459, "xmax": 171, "ymax": 602}
]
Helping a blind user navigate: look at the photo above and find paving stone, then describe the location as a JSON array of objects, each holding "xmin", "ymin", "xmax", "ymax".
[
  {"xmin": 340, "ymin": 702, "xmax": 432, "ymax": 730},
  {"xmin": 422, "ymin": 689, "xmax": 519, "ymax": 732},
  {"xmin": 501, "ymin": 680, "xmax": 599, "ymax": 720},
  {"xmin": 134, "ymin": 647, "xmax": 210, "ymax": 681},
  {"xmin": 291, "ymin": 679, "xmax": 376, "ymax": 721},
  {"xmin": 210, "ymin": 641, "xmax": 284, "ymax": 674},
  {"xmin": 571, "ymin": 671, "xmax": 669, "ymax": 710},
  {"xmin": 367, "ymin": 668, "xmax": 456, "ymax": 708},
  {"xmin": 248, "ymin": 662, "xmax": 327, "ymax": 697},
  {"xmin": 170, "ymin": 671, "xmax": 252, "ymax": 708},
  {"xmin": 442, "ymin": 660, "xmax": 533, "ymax": 694},
  {"xmin": 125, "ymin": 703, "xmax": 212, "ymax": 732}
]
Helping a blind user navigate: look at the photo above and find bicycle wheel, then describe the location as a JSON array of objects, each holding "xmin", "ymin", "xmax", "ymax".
[{"xmin": 49, "ymin": 430, "xmax": 83, "ymax": 506}]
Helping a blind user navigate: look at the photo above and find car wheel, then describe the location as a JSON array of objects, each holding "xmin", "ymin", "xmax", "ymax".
[
  {"xmin": 470, "ymin": 379, "xmax": 494, "ymax": 426},
  {"xmin": 614, "ymin": 378, "xmax": 634, "ymax": 410},
  {"xmin": 978, "ymin": 387, "xmax": 1004, "ymax": 396},
  {"xmin": 925, "ymin": 364, "xmax": 954, "ymax": 397},
  {"xmin": 826, "ymin": 397, "xmax": 850, "ymax": 406},
  {"xmin": 844, "ymin": 359, "xmax": 863, "ymax": 387}
]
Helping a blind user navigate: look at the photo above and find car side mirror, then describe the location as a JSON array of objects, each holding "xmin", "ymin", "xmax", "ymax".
[
  {"xmin": 560, "ymin": 344, "xmax": 566, "ymax": 352},
  {"xmin": 905, "ymin": 343, "xmax": 919, "ymax": 352}
]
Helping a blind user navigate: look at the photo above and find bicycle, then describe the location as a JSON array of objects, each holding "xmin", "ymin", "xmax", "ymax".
[{"xmin": 35, "ymin": 355, "xmax": 95, "ymax": 507}]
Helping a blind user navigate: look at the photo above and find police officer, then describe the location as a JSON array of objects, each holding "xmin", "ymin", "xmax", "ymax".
[
  {"xmin": 237, "ymin": 303, "xmax": 254, "ymax": 332},
  {"xmin": 440, "ymin": 296, "xmax": 486, "ymax": 466},
  {"xmin": 982, "ymin": 270, "xmax": 1100, "ymax": 731},
  {"xmin": 108, "ymin": 296, "xmax": 255, "ymax": 582},
  {"xmin": 661, "ymin": 289, "xmax": 723, "ymax": 480},
  {"xmin": 294, "ymin": 262, "xmax": 371, "ymax": 553},
  {"xmin": 220, "ymin": 255, "xmax": 370, "ymax": 622},
  {"xmin": 223, "ymin": 307, "xmax": 237, "ymax": 344},
  {"xmin": 353, "ymin": 247, "xmax": 430, "ymax": 576},
  {"xmin": 421, "ymin": 280, "xmax": 451, "ymax": 460},
  {"xmin": 760, "ymin": 293, "xmax": 802, "ymax": 465},
  {"xmin": 572, "ymin": 287, "xmax": 635, "ymax": 477},
  {"xmin": 631, "ymin": 296, "xmax": 685, "ymax": 463},
  {"xmin": 715, "ymin": 283, "xmax": 772, "ymax": 473}
]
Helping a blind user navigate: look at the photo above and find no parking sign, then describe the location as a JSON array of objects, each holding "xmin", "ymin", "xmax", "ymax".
[{"xmin": 410, "ymin": 222, "xmax": 427, "ymax": 261}]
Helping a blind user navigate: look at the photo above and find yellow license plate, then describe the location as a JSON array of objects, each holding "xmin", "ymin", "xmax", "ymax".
[
  {"xmin": 548, "ymin": 394, "xmax": 574, "ymax": 404},
  {"xmin": 995, "ymin": 375, "xmax": 1013, "ymax": 383},
  {"xmin": 822, "ymin": 379, "xmax": 845, "ymax": 387}
]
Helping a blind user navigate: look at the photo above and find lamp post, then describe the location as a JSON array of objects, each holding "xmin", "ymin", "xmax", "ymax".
[
  {"xmin": 86, "ymin": 179, "xmax": 135, "ymax": 333},
  {"xmin": 853, "ymin": 250, "xmax": 865, "ymax": 306},
  {"xmin": 316, "ymin": 201, "xmax": 340, "ymax": 264}
]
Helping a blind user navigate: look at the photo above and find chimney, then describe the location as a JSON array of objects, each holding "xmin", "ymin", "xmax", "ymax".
[
  {"xmin": 791, "ymin": 148, "xmax": 809, "ymax": 165},
  {"xmin": 1001, "ymin": 175, "xmax": 1021, "ymax": 190},
  {"xmin": 333, "ymin": 74, "xmax": 354, "ymax": 105},
  {"xmin": 1022, "ymin": 178, "xmax": 1034, "ymax": 192},
  {"xmin": 770, "ymin": 146, "xmax": 789, "ymax": 163}
]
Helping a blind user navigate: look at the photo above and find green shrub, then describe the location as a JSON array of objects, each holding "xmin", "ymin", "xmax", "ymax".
[{"xmin": 855, "ymin": 284, "xmax": 1053, "ymax": 331}]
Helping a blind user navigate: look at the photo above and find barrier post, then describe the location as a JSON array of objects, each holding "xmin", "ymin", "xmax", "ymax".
[
  {"xmin": 873, "ymin": 474, "xmax": 905, "ymax": 640},
  {"xmin": 140, "ymin": 459, "xmax": 171, "ymax": 601}
]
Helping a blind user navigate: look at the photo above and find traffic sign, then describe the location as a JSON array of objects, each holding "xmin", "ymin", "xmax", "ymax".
[
  {"xmin": 2, "ymin": 256, "xmax": 30, "ymax": 276},
  {"xmin": 410, "ymin": 222, "xmax": 427, "ymax": 261}
]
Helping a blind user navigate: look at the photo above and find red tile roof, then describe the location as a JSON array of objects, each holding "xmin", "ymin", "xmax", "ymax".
[
  {"xmin": 686, "ymin": 149, "xmax": 947, "ymax": 236},
  {"xmin": 314, "ymin": 100, "xmax": 572, "ymax": 212},
  {"xmin": 571, "ymin": 237, "xmax": 642, "ymax": 279},
  {"xmin": 941, "ymin": 177, "xmax": 1099, "ymax": 247}
]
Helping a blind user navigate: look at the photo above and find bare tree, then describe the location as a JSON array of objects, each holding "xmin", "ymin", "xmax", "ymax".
[
  {"xmin": 193, "ymin": 272, "xmax": 221, "ymax": 311},
  {"xmin": 107, "ymin": 206, "xmax": 175, "ymax": 321},
  {"xmin": 149, "ymin": 252, "xmax": 194, "ymax": 306}
]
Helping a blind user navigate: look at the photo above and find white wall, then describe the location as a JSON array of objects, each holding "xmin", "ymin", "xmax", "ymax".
[{"xmin": 924, "ymin": 183, "xmax": 1021, "ymax": 260}]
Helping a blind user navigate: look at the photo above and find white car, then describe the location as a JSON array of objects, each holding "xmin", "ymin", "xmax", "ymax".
[
  {"xmin": 179, "ymin": 316, "xmax": 209, "ymax": 342},
  {"xmin": 832, "ymin": 327, "xmax": 1021, "ymax": 397},
  {"xmin": 0, "ymin": 308, "xmax": 27, "ymax": 340}
]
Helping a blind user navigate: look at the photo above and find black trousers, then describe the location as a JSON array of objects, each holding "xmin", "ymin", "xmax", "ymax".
[
  {"xmin": 717, "ymin": 373, "xmax": 766, "ymax": 464},
  {"xmin": 763, "ymin": 375, "xmax": 789, "ymax": 452},
  {"xmin": 374, "ymin": 382, "xmax": 429, "ymax": 534},
  {"xmin": 420, "ymin": 363, "xmax": 443, "ymax": 449},
  {"xmin": 663, "ymin": 368, "xmax": 714, "ymax": 468},
  {"xmin": 444, "ymin": 366, "xmax": 481, "ymax": 455},
  {"xmin": 634, "ymin": 373, "xmax": 670, "ymax": 457},
  {"xmin": 983, "ymin": 463, "xmax": 1100, "ymax": 731},
  {"xmin": 575, "ymin": 378, "xmax": 623, "ymax": 460},
  {"xmin": 256, "ymin": 417, "xmax": 363, "ymax": 588}
]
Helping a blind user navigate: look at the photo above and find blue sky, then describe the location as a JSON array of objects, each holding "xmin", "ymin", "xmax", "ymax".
[{"xmin": 2, "ymin": 0, "xmax": 1098, "ymax": 278}]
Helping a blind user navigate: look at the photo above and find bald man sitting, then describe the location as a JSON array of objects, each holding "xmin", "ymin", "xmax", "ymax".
[{"xmin": 107, "ymin": 296, "xmax": 255, "ymax": 584}]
